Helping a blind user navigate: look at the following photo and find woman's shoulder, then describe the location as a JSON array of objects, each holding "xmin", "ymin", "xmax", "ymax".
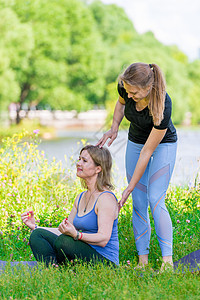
[
  {"xmin": 165, "ymin": 92, "xmax": 172, "ymax": 104},
  {"xmin": 97, "ymin": 190, "xmax": 118, "ymax": 204},
  {"xmin": 95, "ymin": 190, "xmax": 118, "ymax": 217},
  {"xmin": 163, "ymin": 92, "xmax": 172, "ymax": 114},
  {"xmin": 117, "ymin": 81, "xmax": 126, "ymax": 99},
  {"xmin": 101, "ymin": 189, "xmax": 117, "ymax": 196}
]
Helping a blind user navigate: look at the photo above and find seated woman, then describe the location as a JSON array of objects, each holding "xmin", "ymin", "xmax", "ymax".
[{"xmin": 21, "ymin": 145, "xmax": 119, "ymax": 266}]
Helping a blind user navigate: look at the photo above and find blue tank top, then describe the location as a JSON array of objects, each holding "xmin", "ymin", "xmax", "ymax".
[{"xmin": 73, "ymin": 191, "xmax": 119, "ymax": 265}]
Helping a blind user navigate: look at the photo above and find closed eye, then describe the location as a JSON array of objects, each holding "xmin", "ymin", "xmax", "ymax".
[
  {"xmin": 125, "ymin": 89, "xmax": 137, "ymax": 96},
  {"xmin": 78, "ymin": 156, "xmax": 87, "ymax": 162}
]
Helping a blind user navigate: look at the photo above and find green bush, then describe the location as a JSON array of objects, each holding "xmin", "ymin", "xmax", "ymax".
[{"xmin": 0, "ymin": 130, "xmax": 77, "ymax": 260}]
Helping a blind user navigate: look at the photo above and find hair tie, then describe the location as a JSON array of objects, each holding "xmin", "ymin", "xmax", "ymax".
[{"xmin": 149, "ymin": 64, "xmax": 153, "ymax": 69}]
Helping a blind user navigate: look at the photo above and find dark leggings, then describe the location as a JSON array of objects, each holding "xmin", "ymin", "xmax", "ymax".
[{"xmin": 29, "ymin": 228, "xmax": 112, "ymax": 267}]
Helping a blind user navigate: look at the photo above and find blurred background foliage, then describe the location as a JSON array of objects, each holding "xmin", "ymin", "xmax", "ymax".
[{"xmin": 0, "ymin": 0, "xmax": 200, "ymax": 125}]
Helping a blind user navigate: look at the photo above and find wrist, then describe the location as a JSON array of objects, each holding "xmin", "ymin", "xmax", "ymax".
[
  {"xmin": 30, "ymin": 224, "xmax": 38, "ymax": 231},
  {"xmin": 73, "ymin": 231, "xmax": 83, "ymax": 241},
  {"xmin": 127, "ymin": 185, "xmax": 133, "ymax": 194},
  {"xmin": 78, "ymin": 232, "xmax": 83, "ymax": 240},
  {"xmin": 73, "ymin": 231, "xmax": 79, "ymax": 241},
  {"xmin": 111, "ymin": 124, "xmax": 119, "ymax": 133}
]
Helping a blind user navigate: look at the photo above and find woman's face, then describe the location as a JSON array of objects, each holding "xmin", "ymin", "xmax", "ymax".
[
  {"xmin": 123, "ymin": 82, "xmax": 150, "ymax": 102},
  {"xmin": 76, "ymin": 150, "xmax": 100, "ymax": 179}
]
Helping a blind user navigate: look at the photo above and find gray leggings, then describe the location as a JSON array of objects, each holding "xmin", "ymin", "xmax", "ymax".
[{"xmin": 29, "ymin": 228, "xmax": 111, "ymax": 266}]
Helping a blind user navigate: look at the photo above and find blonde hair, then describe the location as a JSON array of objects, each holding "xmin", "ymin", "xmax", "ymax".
[
  {"xmin": 80, "ymin": 145, "xmax": 114, "ymax": 191},
  {"xmin": 118, "ymin": 62, "xmax": 166, "ymax": 126}
]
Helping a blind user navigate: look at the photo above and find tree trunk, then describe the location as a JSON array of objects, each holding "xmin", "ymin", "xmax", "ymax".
[
  {"xmin": 16, "ymin": 83, "xmax": 30, "ymax": 124},
  {"xmin": 16, "ymin": 103, "xmax": 21, "ymax": 125}
]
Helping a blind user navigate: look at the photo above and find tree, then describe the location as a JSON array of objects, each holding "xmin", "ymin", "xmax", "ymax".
[
  {"xmin": 0, "ymin": 0, "xmax": 108, "ymax": 123},
  {"xmin": 89, "ymin": 0, "xmax": 138, "ymax": 83},
  {"xmin": 0, "ymin": 0, "xmax": 199, "ymax": 126},
  {"xmin": 188, "ymin": 60, "xmax": 200, "ymax": 124},
  {"xmin": 0, "ymin": 7, "xmax": 33, "ymax": 118}
]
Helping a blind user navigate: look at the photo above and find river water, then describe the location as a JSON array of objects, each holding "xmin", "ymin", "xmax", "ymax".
[{"xmin": 37, "ymin": 128, "xmax": 200, "ymax": 189}]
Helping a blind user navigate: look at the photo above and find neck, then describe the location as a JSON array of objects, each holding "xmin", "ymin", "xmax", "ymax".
[
  {"xmin": 142, "ymin": 97, "xmax": 149, "ymax": 104},
  {"xmin": 85, "ymin": 179, "xmax": 97, "ymax": 193},
  {"xmin": 136, "ymin": 97, "xmax": 149, "ymax": 111}
]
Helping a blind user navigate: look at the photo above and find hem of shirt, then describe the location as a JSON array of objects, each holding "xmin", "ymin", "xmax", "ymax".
[
  {"xmin": 89, "ymin": 244, "xmax": 119, "ymax": 265},
  {"xmin": 128, "ymin": 136, "xmax": 178, "ymax": 144}
]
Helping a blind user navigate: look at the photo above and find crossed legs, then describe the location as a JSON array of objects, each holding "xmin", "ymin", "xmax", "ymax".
[{"xmin": 29, "ymin": 228, "xmax": 110, "ymax": 267}]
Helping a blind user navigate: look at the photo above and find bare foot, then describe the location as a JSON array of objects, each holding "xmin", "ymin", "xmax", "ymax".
[
  {"xmin": 134, "ymin": 263, "xmax": 147, "ymax": 270},
  {"xmin": 138, "ymin": 254, "xmax": 148, "ymax": 266},
  {"xmin": 160, "ymin": 261, "xmax": 174, "ymax": 273},
  {"xmin": 134, "ymin": 264, "xmax": 154, "ymax": 272}
]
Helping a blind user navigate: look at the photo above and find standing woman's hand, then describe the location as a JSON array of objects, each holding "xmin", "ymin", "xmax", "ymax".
[
  {"xmin": 118, "ymin": 188, "xmax": 132, "ymax": 212},
  {"xmin": 96, "ymin": 128, "xmax": 118, "ymax": 148},
  {"xmin": 21, "ymin": 211, "xmax": 36, "ymax": 230}
]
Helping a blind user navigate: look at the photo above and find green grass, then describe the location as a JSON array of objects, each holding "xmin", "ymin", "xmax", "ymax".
[
  {"xmin": 0, "ymin": 131, "xmax": 199, "ymax": 299},
  {"xmin": 1, "ymin": 263, "xmax": 200, "ymax": 300}
]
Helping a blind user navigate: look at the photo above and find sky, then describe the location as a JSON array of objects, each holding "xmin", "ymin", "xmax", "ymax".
[{"xmin": 101, "ymin": 0, "xmax": 200, "ymax": 61}]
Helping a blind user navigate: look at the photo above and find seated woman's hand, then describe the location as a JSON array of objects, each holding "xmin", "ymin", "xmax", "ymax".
[
  {"xmin": 58, "ymin": 219, "xmax": 77, "ymax": 238},
  {"xmin": 21, "ymin": 211, "xmax": 36, "ymax": 230}
]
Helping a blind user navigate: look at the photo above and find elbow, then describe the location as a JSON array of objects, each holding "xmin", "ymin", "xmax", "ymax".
[
  {"xmin": 101, "ymin": 241, "xmax": 108, "ymax": 248},
  {"xmin": 97, "ymin": 231, "xmax": 111, "ymax": 247},
  {"xmin": 99, "ymin": 241, "xmax": 108, "ymax": 248},
  {"xmin": 99, "ymin": 237, "xmax": 110, "ymax": 248}
]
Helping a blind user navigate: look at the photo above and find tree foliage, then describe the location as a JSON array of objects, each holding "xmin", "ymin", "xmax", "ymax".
[{"xmin": 0, "ymin": 0, "xmax": 199, "ymax": 124}]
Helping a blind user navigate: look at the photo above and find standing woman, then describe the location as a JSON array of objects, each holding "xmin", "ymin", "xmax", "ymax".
[{"xmin": 97, "ymin": 63, "xmax": 177, "ymax": 270}]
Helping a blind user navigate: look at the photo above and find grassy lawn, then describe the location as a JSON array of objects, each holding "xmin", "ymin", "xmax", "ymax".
[
  {"xmin": 0, "ymin": 131, "xmax": 199, "ymax": 299},
  {"xmin": 1, "ymin": 262, "xmax": 199, "ymax": 299}
]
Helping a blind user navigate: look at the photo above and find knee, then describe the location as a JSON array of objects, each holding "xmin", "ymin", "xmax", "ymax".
[
  {"xmin": 54, "ymin": 235, "xmax": 63, "ymax": 251},
  {"xmin": 54, "ymin": 235, "xmax": 74, "ymax": 259},
  {"xmin": 54, "ymin": 234, "xmax": 71, "ymax": 251},
  {"xmin": 30, "ymin": 228, "xmax": 40, "ymax": 241},
  {"xmin": 29, "ymin": 228, "xmax": 44, "ymax": 246}
]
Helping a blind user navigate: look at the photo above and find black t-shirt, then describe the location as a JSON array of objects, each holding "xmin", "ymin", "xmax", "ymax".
[{"xmin": 118, "ymin": 82, "xmax": 177, "ymax": 144}]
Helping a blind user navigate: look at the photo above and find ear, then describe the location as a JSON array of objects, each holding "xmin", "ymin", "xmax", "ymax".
[
  {"xmin": 147, "ymin": 84, "xmax": 152, "ymax": 92},
  {"xmin": 95, "ymin": 166, "xmax": 102, "ymax": 174}
]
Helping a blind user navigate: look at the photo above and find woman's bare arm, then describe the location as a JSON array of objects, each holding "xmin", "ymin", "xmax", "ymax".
[
  {"xmin": 97, "ymin": 98, "xmax": 125, "ymax": 147},
  {"xmin": 119, "ymin": 127, "xmax": 167, "ymax": 209}
]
